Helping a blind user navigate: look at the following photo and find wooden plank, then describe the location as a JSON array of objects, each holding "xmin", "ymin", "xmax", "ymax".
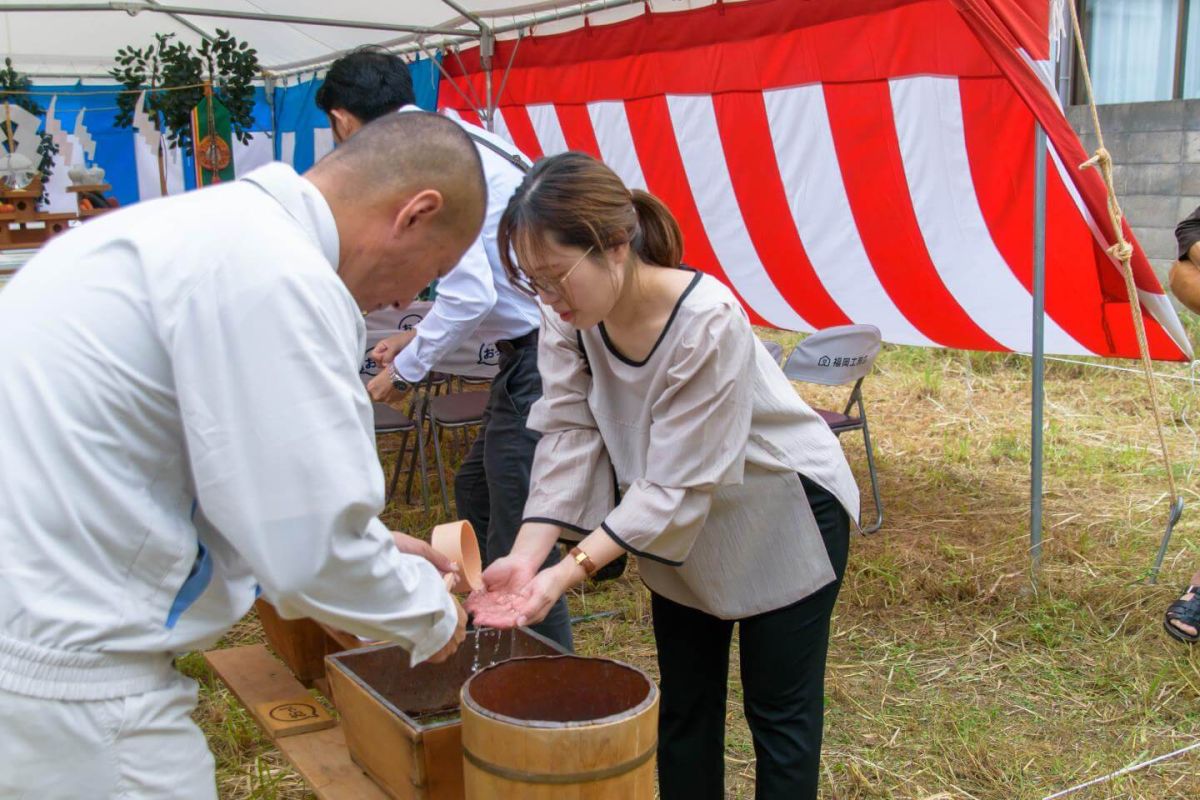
[
  {"xmin": 278, "ymin": 726, "xmax": 391, "ymax": 800},
  {"xmin": 205, "ymin": 645, "xmax": 389, "ymax": 799},
  {"xmin": 253, "ymin": 696, "xmax": 336, "ymax": 739},
  {"xmin": 205, "ymin": 646, "xmax": 334, "ymax": 739}
]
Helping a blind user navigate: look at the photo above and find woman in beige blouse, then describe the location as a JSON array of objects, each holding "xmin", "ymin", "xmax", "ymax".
[{"xmin": 473, "ymin": 152, "xmax": 860, "ymax": 800}]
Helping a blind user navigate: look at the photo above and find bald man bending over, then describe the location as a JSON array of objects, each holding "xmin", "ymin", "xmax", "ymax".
[{"xmin": 0, "ymin": 111, "xmax": 486, "ymax": 799}]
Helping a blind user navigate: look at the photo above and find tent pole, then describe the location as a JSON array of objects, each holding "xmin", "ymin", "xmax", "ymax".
[
  {"xmin": 1031, "ymin": 123, "xmax": 1048, "ymax": 580},
  {"xmin": 265, "ymin": 0, "xmax": 645, "ymax": 78},
  {"xmin": 492, "ymin": 32, "xmax": 525, "ymax": 115},
  {"xmin": 264, "ymin": 75, "xmax": 278, "ymax": 161},
  {"xmin": 438, "ymin": 0, "xmax": 486, "ymax": 30},
  {"xmin": 1057, "ymin": 15, "xmax": 1074, "ymax": 105},
  {"xmin": 438, "ymin": 0, "xmax": 494, "ymax": 130},
  {"xmin": 0, "ymin": 3, "xmax": 468, "ymax": 36},
  {"xmin": 481, "ymin": 28, "xmax": 495, "ymax": 132},
  {"xmin": 143, "ymin": 0, "xmax": 216, "ymax": 43}
]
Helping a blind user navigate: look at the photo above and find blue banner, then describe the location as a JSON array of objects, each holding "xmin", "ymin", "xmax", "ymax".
[{"xmin": 25, "ymin": 54, "xmax": 442, "ymax": 207}]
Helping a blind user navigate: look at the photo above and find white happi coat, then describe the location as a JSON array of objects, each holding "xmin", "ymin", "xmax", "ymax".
[{"xmin": 0, "ymin": 163, "xmax": 457, "ymax": 697}]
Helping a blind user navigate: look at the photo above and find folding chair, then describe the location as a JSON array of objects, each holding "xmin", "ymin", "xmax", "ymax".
[
  {"xmin": 426, "ymin": 388, "xmax": 490, "ymax": 514},
  {"xmin": 761, "ymin": 339, "xmax": 786, "ymax": 365},
  {"xmin": 372, "ymin": 402, "xmax": 432, "ymax": 512},
  {"xmin": 782, "ymin": 324, "xmax": 884, "ymax": 534}
]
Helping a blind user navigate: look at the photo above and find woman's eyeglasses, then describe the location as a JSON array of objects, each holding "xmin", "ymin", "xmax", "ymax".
[{"xmin": 514, "ymin": 246, "xmax": 594, "ymax": 299}]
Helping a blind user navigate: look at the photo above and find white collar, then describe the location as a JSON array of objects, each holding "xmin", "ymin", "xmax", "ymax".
[{"xmin": 240, "ymin": 163, "xmax": 340, "ymax": 269}]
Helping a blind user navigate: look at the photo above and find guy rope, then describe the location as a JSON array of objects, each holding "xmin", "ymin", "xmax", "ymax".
[{"xmin": 1067, "ymin": 0, "xmax": 1184, "ymax": 584}]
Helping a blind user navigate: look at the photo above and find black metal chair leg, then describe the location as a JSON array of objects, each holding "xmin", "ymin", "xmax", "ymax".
[
  {"xmin": 430, "ymin": 420, "xmax": 453, "ymax": 516},
  {"xmin": 413, "ymin": 415, "xmax": 433, "ymax": 513},
  {"xmin": 384, "ymin": 429, "xmax": 411, "ymax": 507},
  {"xmin": 859, "ymin": 404, "xmax": 883, "ymax": 534}
]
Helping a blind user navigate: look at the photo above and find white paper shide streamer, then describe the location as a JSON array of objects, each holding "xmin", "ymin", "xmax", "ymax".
[
  {"xmin": 131, "ymin": 90, "xmax": 162, "ymax": 155},
  {"xmin": 73, "ymin": 108, "xmax": 96, "ymax": 162},
  {"xmin": 43, "ymin": 96, "xmax": 72, "ymax": 165}
]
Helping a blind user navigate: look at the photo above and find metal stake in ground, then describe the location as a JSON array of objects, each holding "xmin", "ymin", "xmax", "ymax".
[{"xmin": 1042, "ymin": 738, "xmax": 1200, "ymax": 800}]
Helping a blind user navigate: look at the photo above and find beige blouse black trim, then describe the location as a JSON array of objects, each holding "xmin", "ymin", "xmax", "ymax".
[{"xmin": 523, "ymin": 273, "xmax": 861, "ymax": 618}]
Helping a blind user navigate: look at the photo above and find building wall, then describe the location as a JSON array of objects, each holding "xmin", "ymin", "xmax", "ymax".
[{"xmin": 1066, "ymin": 101, "xmax": 1200, "ymax": 283}]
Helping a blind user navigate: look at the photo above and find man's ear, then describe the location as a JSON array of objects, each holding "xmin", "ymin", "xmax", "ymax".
[
  {"xmin": 328, "ymin": 108, "xmax": 362, "ymax": 144},
  {"xmin": 392, "ymin": 189, "xmax": 445, "ymax": 238}
]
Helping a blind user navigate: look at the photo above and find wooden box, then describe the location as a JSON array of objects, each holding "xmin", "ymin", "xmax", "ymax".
[
  {"xmin": 254, "ymin": 598, "xmax": 373, "ymax": 689},
  {"xmin": 326, "ymin": 628, "xmax": 568, "ymax": 800}
]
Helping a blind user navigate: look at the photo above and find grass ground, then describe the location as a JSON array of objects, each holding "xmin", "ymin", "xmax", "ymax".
[{"xmin": 186, "ymin": 330, "xmax": 1200, "ymax": 800}]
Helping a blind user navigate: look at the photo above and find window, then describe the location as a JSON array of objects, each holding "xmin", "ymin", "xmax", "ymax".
[
  {"xmin": 1078, "ymin": 0, "xmax": 1200, "ymax": 103},
  {"xmin": 1184, "ymin": 0, "xmax": 1200, "ymax": 95}
]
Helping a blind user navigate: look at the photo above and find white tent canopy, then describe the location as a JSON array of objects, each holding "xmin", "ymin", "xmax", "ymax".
[{"xmin": 0, "ymin": 0, "xmax": 699, "ymax": 79}]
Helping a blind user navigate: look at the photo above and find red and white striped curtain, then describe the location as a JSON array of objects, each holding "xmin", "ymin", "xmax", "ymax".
[{"xmin": 440, "ymin": 0, "xmax": 1192, "ymax": 362}]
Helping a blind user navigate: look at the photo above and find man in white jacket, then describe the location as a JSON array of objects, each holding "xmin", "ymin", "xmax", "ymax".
[{"xmin": 0, "ymin": 111, "xmax": 485, "ymax": 799}]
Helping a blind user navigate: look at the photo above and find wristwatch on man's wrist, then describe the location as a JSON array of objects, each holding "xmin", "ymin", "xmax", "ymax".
[{"xmin": 388, "ymin": 364, "xmax": 413, "ymax": 394}]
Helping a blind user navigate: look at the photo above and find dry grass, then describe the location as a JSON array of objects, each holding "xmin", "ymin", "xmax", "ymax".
[{"xmin": 185, "ymin": 332, "xmax": 1200, "ymax": 799}]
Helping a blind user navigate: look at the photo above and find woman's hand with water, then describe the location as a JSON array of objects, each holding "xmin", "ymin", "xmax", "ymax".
[
  {"xmin": 480, "ymin": 553, "xmax": 539, "ymax": 598},
  {"xmin": 512, "ymin": 559, "xmax": 583, "ymax": 627},
  {"xmin": 468, "ymin": 554, "xmax": 540, "ymax": 628},
  {"xmin": 471, "ymin": 522, "xmax": 568, "ymax": 627}
]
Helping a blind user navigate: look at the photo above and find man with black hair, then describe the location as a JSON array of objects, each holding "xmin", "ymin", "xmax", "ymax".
[
  {"xmin": 317, "ymin": 49, "xmax": 577, "ymax": 650},
  {"xmin": 316, "ymin": 48, "xmax": 419, "ymax": 142}
]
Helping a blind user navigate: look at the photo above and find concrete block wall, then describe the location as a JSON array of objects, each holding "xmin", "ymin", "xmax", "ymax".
[{"xmin": 1065, "ymin": 100, "xmax": 1200, "ymax": 283}]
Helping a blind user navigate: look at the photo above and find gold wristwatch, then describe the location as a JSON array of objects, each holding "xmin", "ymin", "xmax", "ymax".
[{"xmin": 568, "ymin": 546, "xmax": 598, "ymax": 578}]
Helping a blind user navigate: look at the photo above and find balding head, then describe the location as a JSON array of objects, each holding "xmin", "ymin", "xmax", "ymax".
[{"xmin": 306, "ymin": 111, "xmax": 487, "ymax": 311}]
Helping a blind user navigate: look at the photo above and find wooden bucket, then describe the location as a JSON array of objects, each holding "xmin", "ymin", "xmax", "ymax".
[{"xmin": 459, "ymin": 655, "xmax": 659, "ymax": 799}]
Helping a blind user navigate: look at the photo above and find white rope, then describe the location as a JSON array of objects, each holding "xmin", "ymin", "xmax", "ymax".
[
  {"xmin": 1041, "ymin": 739, "xmax": 1200, "ymax": 799},
  {"xmin": 1007, "ymin": 352, "xmax": 1200, "ymax": 384},
  {"xmin": 1005, "ymin": 351, "xmax": 1200, "ymax": 483}
]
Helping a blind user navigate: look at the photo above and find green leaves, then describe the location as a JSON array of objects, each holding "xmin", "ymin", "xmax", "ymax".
[{"xmin": 110, "ymin": 30, "xmax": 261, "ymax": 157}]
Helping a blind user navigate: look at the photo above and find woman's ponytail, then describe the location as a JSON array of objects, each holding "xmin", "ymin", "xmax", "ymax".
[{"xmin": 630, "ymin": 189, "xmax": 684, "ymax": 269}]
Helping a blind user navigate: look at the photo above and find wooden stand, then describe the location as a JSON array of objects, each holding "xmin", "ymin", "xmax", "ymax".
[
  {"xmin": 205, "ymin": 644, "xmax": 388, "ymax": 800},
  {"xmin": 67, "ymin": 183, "xmax": 114, "ymax": 218},
  {"xmin": 0, "ymin": 177, "xmax": 74, "ymax": 251},
  {"xmin": 212, "ymin": 625, "xmax": 570, "ymax": 799}
]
